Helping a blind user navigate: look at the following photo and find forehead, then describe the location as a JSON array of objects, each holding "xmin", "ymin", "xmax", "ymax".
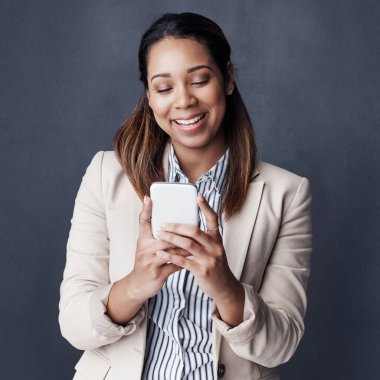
[{"xmin": 147, "ymin": 37, "xmax": 214, "ymax": 75}]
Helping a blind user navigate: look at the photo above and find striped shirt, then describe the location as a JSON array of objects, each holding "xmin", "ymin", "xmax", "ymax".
[{"xmin": 142, "ymin": 143, "xmax": 229, "ymax": 379}]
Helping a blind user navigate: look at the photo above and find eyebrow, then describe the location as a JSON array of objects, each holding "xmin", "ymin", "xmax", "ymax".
[{"xmin": 150, "ymin": 65, "xmax": 213, "ymax": 82}]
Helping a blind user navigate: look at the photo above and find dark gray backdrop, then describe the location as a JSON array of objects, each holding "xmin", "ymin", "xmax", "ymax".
[{"xmin": 1, "ymin": 1, "xmax": 379, "ymax": 379}]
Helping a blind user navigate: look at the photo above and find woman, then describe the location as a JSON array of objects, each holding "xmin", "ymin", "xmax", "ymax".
[{"xmin": 59, "ymin": 12, "xmax": 312, "ymax": 380}]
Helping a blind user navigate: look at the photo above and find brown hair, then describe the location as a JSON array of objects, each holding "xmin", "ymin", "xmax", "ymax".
[{"xmin": 114, "ymin": 12, "xmax": 258, "ymax": 219}]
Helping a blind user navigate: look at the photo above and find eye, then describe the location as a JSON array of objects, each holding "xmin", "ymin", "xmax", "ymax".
[
  {"xmin": 192, "ymin": 79, "xmax": 209, "ymax": 86},
  {"xmin": 156, "ymin": 88, "xmax": 172, "ymax": 94}
]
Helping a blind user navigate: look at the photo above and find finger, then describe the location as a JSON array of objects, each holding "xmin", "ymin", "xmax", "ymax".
[
  {"xmin": 146, "ymin": 240, "xmax": 177, "ymax": 253},
  {"xmin": 150, "ymin": 252, "xmax": 176, "ymax": 266},
  {"xmin": 160, "ymin": 223, "xmax": 210, "ymax": 247},
  {"xmin": 139, "ymin": 241, "xmax": 177, "ymax": 264},
  {"xmin": 153, "ymin": 248, "xmax": 193, "ymax": 268},
  {"xmin": 197, "ymin": 194, "xmax": 221, "ymax": 237},
  {"xmin": 141, "ymin": 247, "xmax": 178, "ymax": 267},
  {"xmin": 166, "ymin": 247, "xmax": 193, "ymax": 257},
  {"xmin": 157, "ymin": 230, "xmax": 202, "ymax": 257},
  {"xmin": 160, "ymin": 262, "xmax": 183, "ymax": 277},
  {"xmin": 138, "ymin": 195, "xmax": 153, "ymax": 238},
  {"xmin": 156, "ymin": 250, "xmax": 196, "ymax": 271}
]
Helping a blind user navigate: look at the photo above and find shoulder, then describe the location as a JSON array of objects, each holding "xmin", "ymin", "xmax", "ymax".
[
  {"xmin": 86, "ymin": 151, "xmax": 123, "ymax": 175},
  {"xmin": 255, "ymin": 160, "xmax": 306, "ymax": 185},
  {"xmin": 253, "ymin": 160, "xmax": 311, "ymax": 212},
  {"xmin": 83, "ymin": 151, "xmax": 128, "ymax": 195},
  {"xmin": 89, "ymin": 150, "xmax": 122, "ymax": 169}
]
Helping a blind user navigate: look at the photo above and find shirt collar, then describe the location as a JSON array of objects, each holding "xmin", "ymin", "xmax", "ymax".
[{"xmin": 167, "ymin": 142, "xmax": 229, "ymax": 194}]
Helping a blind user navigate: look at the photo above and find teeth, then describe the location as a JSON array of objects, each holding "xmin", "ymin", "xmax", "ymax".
[{"xmin": 175, "ymin": 113, "xmax": 205, "ymax": 126}]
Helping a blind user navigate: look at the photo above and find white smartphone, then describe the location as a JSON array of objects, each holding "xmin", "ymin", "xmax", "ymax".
[{"xmin": 150, "ymin": 182, "xmax": 199, "ymax": 239}]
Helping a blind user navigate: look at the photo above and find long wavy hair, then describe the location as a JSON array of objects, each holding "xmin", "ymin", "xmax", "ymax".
[{"xmin": 114, "ymin": 12, "xmax": 258, "ymax": 219}]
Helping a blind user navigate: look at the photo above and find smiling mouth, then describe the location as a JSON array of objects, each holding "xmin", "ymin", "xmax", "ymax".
[{"xmin": 173, "ymin": 113, "xmax": 206, "ymax": 127}]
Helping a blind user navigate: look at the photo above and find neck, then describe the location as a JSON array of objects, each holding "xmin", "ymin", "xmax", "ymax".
[{"xmin": 171, "ymin": 135, "xmax": 227, "ymax": 183}]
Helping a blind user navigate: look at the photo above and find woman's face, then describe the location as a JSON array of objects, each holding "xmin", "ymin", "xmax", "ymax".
[{"xmin": 146, "ymin": 37, "xmax": 234, "ymax": 152}]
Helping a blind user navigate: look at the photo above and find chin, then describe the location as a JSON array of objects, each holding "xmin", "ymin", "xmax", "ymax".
[{"xmin": 172, "ymin": 133, "xmax": 220, "ymax": 151}]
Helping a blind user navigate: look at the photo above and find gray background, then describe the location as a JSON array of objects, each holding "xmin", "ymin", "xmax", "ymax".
[{"xmin": 1, "ymin": 1, "xmax": 379, "ymax": 379}]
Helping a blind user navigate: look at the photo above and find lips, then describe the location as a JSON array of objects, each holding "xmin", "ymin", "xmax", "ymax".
[{"xmin": 172, "ymin": 113, "xmax": 207, "ymax": 126}]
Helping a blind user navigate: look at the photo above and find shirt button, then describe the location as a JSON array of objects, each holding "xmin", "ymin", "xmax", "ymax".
[{"xmin": 217, "ymin": 364, "xmax": 225, "ymax": 377}]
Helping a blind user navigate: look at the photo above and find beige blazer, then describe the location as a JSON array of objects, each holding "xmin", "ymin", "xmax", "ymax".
[{"xmin": 59, "ymin": 147, "xmax": 312, "ymax": 380}]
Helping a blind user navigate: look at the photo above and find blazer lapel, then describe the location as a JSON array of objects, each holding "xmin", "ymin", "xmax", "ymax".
[
  {"xmin": 223, "ymin": 169, "xmax": 264, "ymax": 280},
  {"xmin": 213, "ymin": 167, "xmax": 263, "ymax": 374}
]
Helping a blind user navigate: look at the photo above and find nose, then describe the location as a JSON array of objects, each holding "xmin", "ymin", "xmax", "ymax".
[{"xmin": 174, "ymin": 85, "xmax": 197, "ymax": 109}]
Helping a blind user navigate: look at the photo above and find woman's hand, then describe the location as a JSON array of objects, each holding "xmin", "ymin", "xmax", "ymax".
[
  {"xmin": 156, "ymin": 194, "xmax": 245, "ymax": 326},
  {"xmin": 107, "ymin": 196, "xmax": 185, "ymax": 325},
  {"xmin": 129, "ymin": 195, "xmax": 186, "ymax": 301}
]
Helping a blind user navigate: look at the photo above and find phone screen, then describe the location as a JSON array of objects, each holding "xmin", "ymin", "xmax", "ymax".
[{"xmin": 150, "ymin": 182, "xmax": 198, "ymax": 239}]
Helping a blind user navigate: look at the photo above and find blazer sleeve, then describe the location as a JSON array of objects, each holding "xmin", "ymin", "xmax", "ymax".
[
  {"xmin": 58, "ymin": 151, "xmax": 145, "ymax": 351},
  {"xmin": 211, "ymin": 177, "xmax": 312, "ymax": 367}
]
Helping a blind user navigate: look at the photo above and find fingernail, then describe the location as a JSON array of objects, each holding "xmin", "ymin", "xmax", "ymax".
[
  {"xmin": 160, "ymin": 223, "xmax": 169, "ymax": 229},
  {"xmin": 143, "ymin": 195, "xmax": 147, "ymax": 204},
  {"xmin": 156, "ymin": 250, "xmax": 166, "ymax": 258}
]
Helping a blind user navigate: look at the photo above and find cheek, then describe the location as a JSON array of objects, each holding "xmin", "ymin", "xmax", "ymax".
[
  {"xmin": 206, "ymin": 88, "xmax": 226, "ymax": 119},
  {"xmin": 203, "ymin": 85, "xmax": 225, "ymax": 107},
  {"xmin": 149, "ymin": 96, "xmax": 170, "ymax": 119}
]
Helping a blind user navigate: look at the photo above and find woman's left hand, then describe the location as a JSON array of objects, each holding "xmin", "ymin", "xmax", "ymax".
[{"xmin": 156, "ymin": 194, "xmax": 245, "ymax": 326}]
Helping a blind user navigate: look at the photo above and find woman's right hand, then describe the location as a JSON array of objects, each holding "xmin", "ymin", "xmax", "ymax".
[
  {"xmin": 128, "ymin": 195, "xmax": 184, "ymax": 302},
  {"xmin": 106, "ymin": 195, "xmax": 185, "ymax": 325}
]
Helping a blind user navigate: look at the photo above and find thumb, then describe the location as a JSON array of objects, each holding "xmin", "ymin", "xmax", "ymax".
[
  {"xmin": 138, "ymin": 195, "xmax": 153, "ymax": 238},
  {"xmin": 197, "ymin": 194, "xmax": 221, "ymax": 238}
]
